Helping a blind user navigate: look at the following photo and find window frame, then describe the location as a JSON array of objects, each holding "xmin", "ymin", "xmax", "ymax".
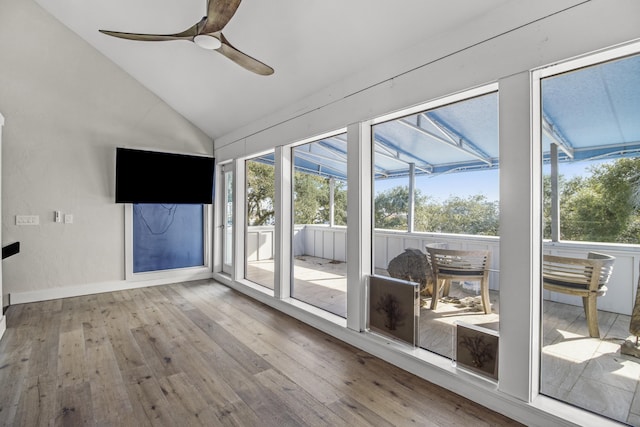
[
  {"xmin": 243, "ymin": 151, "xmax": 278, "ymax": 291},
  {"xmin": 533, "ymin": 39, "xmax": 640, "ymax": 411},
  {"xmin": 369, "ymin": 82, "xmax": 500, "ymax": 356},
  {"xmin": 289, "ymin": 129, "xmax": 349, "ymax": 317}
]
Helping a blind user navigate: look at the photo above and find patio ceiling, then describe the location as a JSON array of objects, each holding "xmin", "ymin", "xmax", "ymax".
[
  {"xmin": 253, "ymin": 53, "xmax": 640, "ymax": 180},
  {"xmin": 542, "ymin": 53, "xmax": 640, "ymax": 163},
  {"xmin": 373, "ymin": 92, "xmax": 498, "ymax": 179}
]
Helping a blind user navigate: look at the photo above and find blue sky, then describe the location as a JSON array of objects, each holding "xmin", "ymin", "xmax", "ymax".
[
  {"xmin": 374, "ymin": 169, "xmax": 500, "ymax": 202},
  {"xmin": 373, "ymin": 159, "xmax": 611, "ymax": 203}
]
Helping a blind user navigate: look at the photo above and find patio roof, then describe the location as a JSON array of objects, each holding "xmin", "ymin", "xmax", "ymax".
[
  {"xmin": 253, "ymin": 53, "xmax": 640, "ymax": 181},
  {"xmin": 542, "ymin": 53, "xmax": 640, "ymax": 163}
]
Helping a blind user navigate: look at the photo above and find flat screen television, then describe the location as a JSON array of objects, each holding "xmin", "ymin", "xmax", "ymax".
[{"xmin": 115, "ymin": 147, "xmax": 214, "ymax": 204}]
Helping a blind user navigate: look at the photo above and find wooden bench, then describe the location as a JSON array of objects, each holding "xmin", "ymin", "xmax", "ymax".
[{"xmin": 543, "ymin": 251, "xmax": 615, "ymax": 338}]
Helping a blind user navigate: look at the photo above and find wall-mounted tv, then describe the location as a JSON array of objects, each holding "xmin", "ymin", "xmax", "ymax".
[{"xmin": 115, "ymin": 147, "xmax": 214, "ymax": 204}]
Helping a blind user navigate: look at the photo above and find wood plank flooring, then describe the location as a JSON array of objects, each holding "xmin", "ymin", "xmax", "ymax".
[
  {"xmin": 243, "ymin": 257, "xmax": 640, "ymax": 424},
  {"xmin": 0, "ymin": 280, "xmax": 522, "ymax": 426}
]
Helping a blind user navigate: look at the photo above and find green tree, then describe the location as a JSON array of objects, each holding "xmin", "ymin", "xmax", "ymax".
[
  {"xmin": 560, "ymin": 158, "xmax": 640, "ymax": 243},
  {"xmin": 417, "ymin": 195, "xmax": 499, "ymax": 235},
  {"xmin": 413, "ymin": 197, "xmax": 442, "ymax": 232},
  {"xmin": 332, "ymin": 180, "xmax": 348, "ymax": 226},
  {"xmin": 544, "ymin": 158, "xmax": 640, "ymax": 244},
  {"xmin": 294, "ymin": 173, "xmax": 347, "ymax": 225},
  {"xmin": 375, "ymin": 186, "xmax": 411, "ymax": 230},
  {"xmin": 542, "ymin": 174, "xmax": 553, "ymax": 240},
  {"xmin": 376, "ymin": 186, "xmax": 499, "ymax": 235},
  {"xmin": 247, "ymin": 163, "xmax": 348, "ymax": 227},
  {"xmin": 246, "ymin": 161, "xmax": 275, "ymax": 226},
  {"xmin": 294, "ymin": 172, "xmax": 328, "ymax": 224},
  {"xmin": 542, "ymin": 174, "xmax": 575, "ymax": 240}
]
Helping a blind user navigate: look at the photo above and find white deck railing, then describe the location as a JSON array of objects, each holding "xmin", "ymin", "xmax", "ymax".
[{"xmin": 247, "ymin": 224, "xmax": 640, "ymax": 315}]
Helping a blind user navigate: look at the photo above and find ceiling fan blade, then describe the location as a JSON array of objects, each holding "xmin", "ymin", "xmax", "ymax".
[
  {"xmin": 216, "ymin": 33, "xmax": 274, "ymax": 76},
  {"xmin": 203, "ymin": 0, "xmax": 242, "ymax": 33},
  {"xmin": 99, "ymin": 4, "xmax": 274, "ymax": 76},
  {"xmin": 99, "ymin": 21, "xmax": 201, "ymax": 42}
]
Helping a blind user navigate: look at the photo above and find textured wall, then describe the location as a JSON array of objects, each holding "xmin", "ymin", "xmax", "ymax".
[{"xmin": 0, "ymin": 0, "xmax": 212, "ymax": 296}]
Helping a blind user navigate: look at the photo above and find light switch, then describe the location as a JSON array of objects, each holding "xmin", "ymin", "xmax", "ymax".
[{"xmin": 64, "ymin": 214, "xmax": 73, "ymax": 224}]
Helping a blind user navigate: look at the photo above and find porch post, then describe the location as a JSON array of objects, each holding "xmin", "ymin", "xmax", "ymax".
[
  {"xmin": 550, "ymin": 143, "xmax": 560, "ymax": 242},
  {"xmin": 408, "ymin": 163, "xmax": 416, "ymax": 233},
  {"xmin": 329, "ymin": 177, "xmax": 335, "ymax": 227}
]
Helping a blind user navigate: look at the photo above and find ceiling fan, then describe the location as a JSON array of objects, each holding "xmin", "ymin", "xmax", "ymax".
[{"xmin": 99, "ymin": 0, "xmax": 274, "ymax": 76}]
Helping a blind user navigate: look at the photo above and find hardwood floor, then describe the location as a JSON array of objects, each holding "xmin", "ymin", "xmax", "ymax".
[{"xmin": 0, "ymin": 280, "xmax": 522, "ymax": 426}]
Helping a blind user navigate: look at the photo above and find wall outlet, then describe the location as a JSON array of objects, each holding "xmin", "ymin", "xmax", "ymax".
[
  {"xmin": 64, "ymin": 214, "xmax": 73, "ymax": 224},
  {"xmin": 16, "ymin": 215, "xmax": 39, "ymax": 225}
]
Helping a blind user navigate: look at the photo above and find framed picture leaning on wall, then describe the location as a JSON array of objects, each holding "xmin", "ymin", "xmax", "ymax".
[
  {"xmin": 368, "ymin": 275, "xmax": 420, "ymax": 347},
  {"xmin": 455, "ymin": 322, "xmax": 499, "ymax": 381}
]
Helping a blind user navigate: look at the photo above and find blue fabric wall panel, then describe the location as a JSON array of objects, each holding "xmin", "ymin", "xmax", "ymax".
[{"xmin": 133, "ymin": 204, "xmax": 204, "ymax": 273}]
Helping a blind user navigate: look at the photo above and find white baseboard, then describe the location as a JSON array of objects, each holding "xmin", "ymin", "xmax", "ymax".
[{"xmin": 9, "ymin": 271, "xmax": 213, "ymax": 305}]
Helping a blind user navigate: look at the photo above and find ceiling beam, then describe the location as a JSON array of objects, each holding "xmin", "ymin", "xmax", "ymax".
[
  {"xmin": 542, "ymin": 114, "xmax": 574, "ymax": 158},
  {"xmin": 316, "ymin": 140, "xmax": 348, "ymax": 161},
  {"xmin": 412, "ymin": 113, "xmax": 493, "ymax": 165},
  {"xmin": 399, "ymin": 117, "xmax": 491, "ymax": 165},
  {"xmin": 373, "ymin": 133, "xmax": 434, "ymax": 172}
]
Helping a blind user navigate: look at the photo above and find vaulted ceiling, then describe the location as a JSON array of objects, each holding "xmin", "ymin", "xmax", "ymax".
[{"xmin": 34, "ymin": 0, "xmax": 513, "ymax": 141}]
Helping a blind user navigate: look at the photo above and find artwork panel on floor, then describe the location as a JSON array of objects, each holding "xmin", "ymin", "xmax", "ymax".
[
  {"xmin": 455, "ymin": 322, "xmax": 499, "ymax": 381},
  {"xmin": 368, "ymin": 275, "xmax": 420, "ymax": 347}
]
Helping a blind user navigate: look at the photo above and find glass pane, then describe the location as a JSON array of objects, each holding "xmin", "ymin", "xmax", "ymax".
[
  {"xmin": 291, "ymin": 134, "xmax": 348, "ymax": 317},
  {"xmin": 245, "ymin": 155, "xmax": 276, "ymax": 289},
  {"xmin": 224, "ymin": 169, "xmax": 233, "ymax": 268},
  {"xmin": 540, "ymin": 53, "xmax": 640, "ymax": 424},
  {"xmin": 133, "ymin": 204, "xmax": 204, "ymax": 273},
  {"xmin": 372, "ymin": 91, "xmax": 500, "ymax": 359}
]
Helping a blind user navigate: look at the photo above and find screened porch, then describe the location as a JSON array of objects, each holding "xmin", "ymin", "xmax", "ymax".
[{"xmin": 240, "ymin": 51, "xmax": 640, "ymax": 424}]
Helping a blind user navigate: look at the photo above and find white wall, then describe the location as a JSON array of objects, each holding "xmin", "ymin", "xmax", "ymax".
[{"xmin": 0, "ymin": 0, "xmax": 212, "ymax": 300}]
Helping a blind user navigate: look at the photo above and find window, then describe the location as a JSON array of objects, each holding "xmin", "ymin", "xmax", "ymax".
[
  {"xmin": 538, "ymin": 47, "xmax": 640, "ymax": 424},
  {"xmin": 220, "ymin": 163, "xmax": 234, "ymax": 275},
  {"xmin": 245, "ymin": 154, "xmax": 276, "ymax": 289},
  {"xmin": 291, "ymin": 133, "xmax": 348, "ymax": 317},
  {"xmin": 372, "ymin": 87, "xmax": 499, "ymax": 358}
]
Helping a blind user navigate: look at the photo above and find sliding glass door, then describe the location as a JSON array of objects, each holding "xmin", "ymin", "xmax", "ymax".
[{"xmin": 221, "ymin": 164, "xmax": 234, "ymax": 275}]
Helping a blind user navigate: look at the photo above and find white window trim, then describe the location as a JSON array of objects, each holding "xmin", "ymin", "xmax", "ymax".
[
  {"xmin": 214, "ymin": 161, "xmax": 235, "ymax": 276},
  {"xmin": 530, "ymin": 38, "xmax": 640, "ymax": 409},
  {"xmin": 371, "ymin": 82, "xmax": 499, "ymax": 126},
  {"xmin": 535, "ymin": 39, "xmax": 640, "ymax": 80}
]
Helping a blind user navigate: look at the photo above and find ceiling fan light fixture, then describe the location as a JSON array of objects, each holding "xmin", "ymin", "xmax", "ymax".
[
  {"xmin": 194, "ymin": 34, "xmax": 221, "ymax": 50},
  {"xmin": 100, "ymin": 0, "xmax": 274, "ymax": 75}
]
